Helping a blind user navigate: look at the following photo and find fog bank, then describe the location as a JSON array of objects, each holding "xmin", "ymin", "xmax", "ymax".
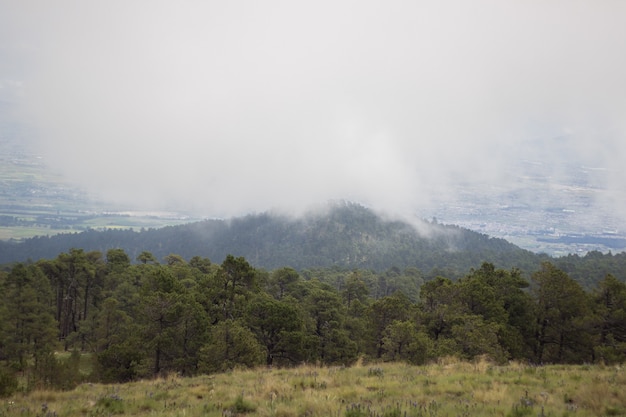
[{"xmin": 2, "ymin": 1, "xmax": 625, "ymax": 221}]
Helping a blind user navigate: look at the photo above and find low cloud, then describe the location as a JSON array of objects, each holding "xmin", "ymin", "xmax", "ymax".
[{"xmin": 2, "ymin": 1, "xmax": 625, "ymax": 221}]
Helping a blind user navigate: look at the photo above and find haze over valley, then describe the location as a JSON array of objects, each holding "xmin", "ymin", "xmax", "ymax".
[
  {"xmin": 2, "ymin": 131, "xmax": 625, "ymax": 257},
  {"xmin": 1, "ymin": 1, "xmax": 625, "ymax": 256}
]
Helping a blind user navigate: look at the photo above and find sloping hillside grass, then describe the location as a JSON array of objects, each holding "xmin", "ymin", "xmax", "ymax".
[{"xmin": 3, "ymin": 358, "xmax": 625, "ymax": 417}]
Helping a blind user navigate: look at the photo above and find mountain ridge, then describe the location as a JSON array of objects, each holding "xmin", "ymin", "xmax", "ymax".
[{"xmin": 0, "ymin": 202, "xmax": 541, "ymax": 277}]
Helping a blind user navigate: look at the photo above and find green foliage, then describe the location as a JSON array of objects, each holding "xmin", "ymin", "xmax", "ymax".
[
  {"xmin": 304, "ymin": 285, "xmax": 358, "ymax": 364},
  {"xmin": 345, "ymin": 403, "xmax": 371, "ymax": 417},
  {"xmin": 198, "ymin": 320, "xmax": 264, "ymax": 373},
  {"xmin": 594, "ymin": 341, "xmax": 626, "ymax": 365},
  {"xmin": 342, "ymin": 271, "xmax": 371, "ymax": 307},
  {"xmin": 136, "ymin": 251, "xmax": 157, "ymax": 264},
  {"xmin": 592, "ymin": 274, "xmax": 626, "ymax": 364},
  {"xmin": 0, "ymin": 366, "xmax": 18, "ymax": 398},
  {"xmin": 451, "ymin": 315, "xmax": 507, "ymax": 363},
  {"xmin": 106, "ymin": 248, "xmax": 131, "ymax": 272},
  {"xmin": 506, "ymin": 404, "xmax": 533, "ymax": 417},
  {"xmin": 1, "ymin": 263, "xmax": 57, "ymax": 373},
  {"xmin": 1, "ymin": 243, "xmax": 626, "ymax": 387},
  {"xmin": 267, "ymin": 267, "xmax": 300, "ymax": 299},
  {"xmin": 30, "ymin": 349, "xmax": 88, "ymax": 391},
  {"xmin": 382, "ymin": 407, "xmax": 402, "ymax": 417},
  {"xmin": 532, "ymin": 262, "xmax": 593, "ymax": 363},
  {"xmin": 555, "ymin": 250, "xmax": 626, "ymax": 290},
  {"xmin": 381, "ymin": 321, "xmax": 434, "ymax": 365},
  {"xmin": 369, "ymin": 292, "xmax": 413, "ymax": 358},
  {"xmin": 246, "ymin": 294, "xmax": 306, "ymax": 365},
  {"xmin": 215, "ymin": 255, "xmax": 259, "ymax": 321},
  {"xmin": 53, "ymin": 349, "xmax": 84, "ymax": 390},
  {"xmin": 95, "ymin": 341, "xmax": 143, "ymax": 383},
  {"xmin": 95, "ymin": 394, "xmax": 125, "ymax": 414}
]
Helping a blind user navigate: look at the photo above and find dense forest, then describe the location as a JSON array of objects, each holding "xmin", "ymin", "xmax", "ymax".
[{"xmin": 1, "ymin": 246, "xmax": 625, "ymax": 396}]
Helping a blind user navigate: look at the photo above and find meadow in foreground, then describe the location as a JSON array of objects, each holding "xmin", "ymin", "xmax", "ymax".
[{"xmin": 2, "ymin": 358, "xmax": 625, "ymax": 417}]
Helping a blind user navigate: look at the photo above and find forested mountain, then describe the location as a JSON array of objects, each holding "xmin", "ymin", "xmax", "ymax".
[{"xmin": 1, "ymin": 202, "xmax": 538, "ymax": 275}]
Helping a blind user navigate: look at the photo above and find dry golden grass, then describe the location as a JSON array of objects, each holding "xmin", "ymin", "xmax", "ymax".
[{"xmin": 2, "ymin": 360, "xmax": 625, "ymax": 416}]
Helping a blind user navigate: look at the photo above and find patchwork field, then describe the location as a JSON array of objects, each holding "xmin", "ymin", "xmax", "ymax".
[{"xmin": 0, "ymin": 139, "xmax": 195, "ymax": 240}]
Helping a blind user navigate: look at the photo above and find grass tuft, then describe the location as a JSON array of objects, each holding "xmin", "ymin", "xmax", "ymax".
[
  {"xmin": 230, "ymin": 393, "xmax": 257, "ymax": 414},
  {"xmin": 95, "ymin": 394, "xmax": 125, "ymax": 414}
]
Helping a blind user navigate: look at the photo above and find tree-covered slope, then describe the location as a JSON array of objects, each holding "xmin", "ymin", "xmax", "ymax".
[{"xmin": 0, "ymin": 202, "xmax": 540, "ymax": 276}]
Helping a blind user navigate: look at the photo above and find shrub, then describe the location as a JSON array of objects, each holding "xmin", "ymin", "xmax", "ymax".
[
  {"xmin": 506, "ymin": 404, "xmax": 533, "ymax": 417},
  {"xmin": 230, "ymin": 394, "xmax": 257, "ymax": 414},
  {"xmin": 382, "ymin": 406, "xmax": 402, "ymax": 417},
  {"xmin": 0, "ymin": 366, "xmax": 18, "ymax": 398},
  {"xmin": 345, "ymin": 404, "xmax": 370, "ymax": 417},
  {"xmin": 95, "ymin": 394, "xmax": 125, "ymax": 414},
  {"xmin": 95, "ymin": 344, "xmax": 142, "ymax": 383}
]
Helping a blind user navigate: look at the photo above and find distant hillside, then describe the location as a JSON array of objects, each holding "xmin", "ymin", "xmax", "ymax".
[{"xmin": 0, "ymin": 202, "xmax": 542, "ymax": 276}]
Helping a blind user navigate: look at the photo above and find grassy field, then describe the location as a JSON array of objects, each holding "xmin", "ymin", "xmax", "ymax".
[{"xmin": 3, "ymin": 358, "xmax": 625, "ymax": 417}]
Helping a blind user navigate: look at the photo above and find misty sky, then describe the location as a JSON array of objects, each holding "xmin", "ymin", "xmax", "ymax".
[{"xmin": 1, "ymin": 1, "xmax": 626, "ymax": 221}]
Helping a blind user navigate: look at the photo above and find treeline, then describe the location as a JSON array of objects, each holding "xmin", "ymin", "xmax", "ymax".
[
  {"xmin": 1, "ymin": 248, "xmax": 625, "ymax": 396},
  {"xmin": 0, "ymin": 213, "xmax": 83, "ymax": 229}
]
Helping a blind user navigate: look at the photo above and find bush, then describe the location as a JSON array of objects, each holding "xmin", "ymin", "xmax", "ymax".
[
  {"xmin": 95, "ymin": 344, "xmax": 142, "ymax": 383},
  {"xmin": 52, "ymin": 349, "xmax": 83, "ymax": 390},
  {"xmin": 594, "ymin": 342, "xmax": 626, "ymax": 365},
  {"xmin": 0, "ymin": 366, "xmax": 18, "ymax": 398}
]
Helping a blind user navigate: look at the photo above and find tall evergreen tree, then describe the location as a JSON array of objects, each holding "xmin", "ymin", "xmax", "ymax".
[
  {"xmin": 0, "ymin": 264, "xmax": 57, "ymax": 384},
  {"xmin": 246, "ymin": 294, "xmax": 306, "ymax": 365},
  {"xmin": 532, "ymin": 262, "xmax": 593, "ymax": 363},
  {"xmin": 592, "ymin": 274, "xmax": 626, "ymax": 363}
]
